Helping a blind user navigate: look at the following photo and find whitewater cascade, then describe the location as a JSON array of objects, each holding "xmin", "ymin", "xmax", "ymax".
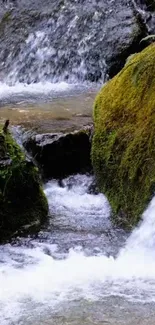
[
  {"xmin": 0, "ymin": 1, "xmax": 155, "ymax": 324},
  {"xmin": 0, "ymin": 175, "xmax": 155, "ymax": 324},
  {"xmin": 0, "ymin": 0, "xmax": 146, "ymax": 88}
]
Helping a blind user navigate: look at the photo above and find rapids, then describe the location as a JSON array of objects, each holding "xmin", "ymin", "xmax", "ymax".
[
  {"xmin": 0, "ymin": 175, "xmax": 155, "ymax": 325},
  {"xmin": 0, "ymin": 0, "xmax": 155, "ymax": 324}
]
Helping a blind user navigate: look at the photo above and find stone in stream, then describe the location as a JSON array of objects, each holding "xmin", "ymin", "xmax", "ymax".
[
  {"xmin": 92, "ymin": 43, "xmax": 155, "ymax": 229},
  {"xmin": 0, "ymin": 125, "xmax": 48, "ymax": 242},
  {"xmin": 23, "ymin": 125, "xmax": 93, "ymax": 179}
]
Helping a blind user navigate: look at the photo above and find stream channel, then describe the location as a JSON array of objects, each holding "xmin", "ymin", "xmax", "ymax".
[
  {"xmin": 1, "ymin": 85, "xmax": 155, "ymax": 325},
  {"xmin": 1, "ymin": 0, "xmax": 155, "ymax": 323}
]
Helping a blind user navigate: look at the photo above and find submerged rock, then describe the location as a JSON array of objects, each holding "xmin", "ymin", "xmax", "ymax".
[
  {"xmin": 0, "ymin": 127, "xmax": 48, "ymax": 241},
  {"xmin": 23, "ymin": 126, "xmax": 93, "ymax": 179},
  {"xmin": 92, "ymin": 43, "xmax": 155, "ymax": 228}
]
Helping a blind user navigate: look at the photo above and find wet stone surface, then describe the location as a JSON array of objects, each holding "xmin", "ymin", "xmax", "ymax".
[
  {"xmin": 23, "ymin": 126, "xmax": 93, "ymax": 179},
  {"xmin": 0, "ymin": 0, "xmax": 147, "ymax": 84}
]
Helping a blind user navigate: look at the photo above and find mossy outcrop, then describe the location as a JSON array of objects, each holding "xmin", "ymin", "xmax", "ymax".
[
  {"xmin": 0, "ymin": 127, "xmax": 48, "ymax": 241},
  {"xmin": 92, "ymin": 43, "xmax": 155, "ymax": 228}
]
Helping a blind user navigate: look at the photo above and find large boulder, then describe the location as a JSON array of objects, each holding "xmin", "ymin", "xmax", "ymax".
[
  {"xmin": 0, "ymin": 0, "xmax": 147, "ymax": 84},
  {"xmin": 0, "ymin": 127, "xmax": 48, "ymax": 241},
  {"xmin": 92, "ymin": 43, "xmax": 155, "ymax": 228},
  {"xmin": 23, "ymin": 126, "xmax": 92, "ymax": 179}
]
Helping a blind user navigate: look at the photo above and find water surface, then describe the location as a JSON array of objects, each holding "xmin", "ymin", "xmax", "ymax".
[{"xmin": 1, "ymin": 175, "xmax": 155, "ymax": 325}]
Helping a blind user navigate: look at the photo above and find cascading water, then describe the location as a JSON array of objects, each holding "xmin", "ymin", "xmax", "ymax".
[
  {"xmin": 0, "ymin": 0, "xmax": 108, "ymax": 95},
  {"xmin": 0, "ymin": 0, "xmax": 146, "ymax": 103},
  {"xmin": 0, "ymin": 174, "xmax": 155, "ymax": 325},
  {"xmin": 1, "ymin": 1, "xmax": 155, "ymax": 324}
]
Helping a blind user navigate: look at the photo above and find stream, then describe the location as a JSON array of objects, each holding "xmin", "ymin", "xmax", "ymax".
[
  {"xmin": 1, "ymin": 0, "xmax": 155, "ymax": 323},
  {"xmin": 1, "ymin": 173, "xmax": 155, "ymax": 325}
]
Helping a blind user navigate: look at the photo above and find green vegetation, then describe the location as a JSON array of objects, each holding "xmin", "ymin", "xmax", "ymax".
[
  {"xmin": 92, "ymin": 43, "xmax": 155, "ymax": 228},
  {"xmin": 0, "ymin": 127, "xmax": 48, "ymax": 241}
]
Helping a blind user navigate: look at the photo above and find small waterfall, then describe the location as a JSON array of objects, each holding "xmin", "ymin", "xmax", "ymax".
[
  {"xmin": 119, "ymin": 196, "xmax": 155, "ymax": 264},
  {"xmin": 1, "ymin": 175, "xmax": 155, "ymax": 324},
  {"xmin": 5, "ymin": 29, "xmax": 105, "ymax": 85},
  {"xmin": 1, "ymin": 1, "xmax": 155, "ymax": 324},
  {"xmin": 0, "ymin": 0, "xmax": 146, "ymax": 90},
  {"xmin": 1, "ymin": 3, "xmax": 109, "ymax": 86}
]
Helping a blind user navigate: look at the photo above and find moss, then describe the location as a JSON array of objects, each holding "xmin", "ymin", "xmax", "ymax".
[
  {"xmin": 0, "ymin": 128, "xmax": 48, "ymax": 241},
  {"xmin": 92, "ymin": 43, "xmax": 155, "ymax": 229}
]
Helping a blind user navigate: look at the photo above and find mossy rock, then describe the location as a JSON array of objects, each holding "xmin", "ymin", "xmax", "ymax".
[
  {"xmin": 0, "ymin": 128, "xmax": 48, "ymax": 241},
  {"xmin": 92, "ymin": 43, "xmax": 155, "ymax": 228}
]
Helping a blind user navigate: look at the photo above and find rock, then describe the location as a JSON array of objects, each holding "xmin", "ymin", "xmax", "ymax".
[
  {"xmin": 0, "ymin": 128, "xmax": 48, "ymax": 242},
  {"xmin": 100, "ymin": 3, "xmax": 147, "ymax": 78},
  {"xmin": 92, "ymin": 43, "xmax": 155, "ymax": 228},
  {"xmin": 0, "ymin": 0, "xmax": 148, "ymax": 84},
  {"xmin": 136, "ymin": 0, "xmax": 155, "ymax": 11},
  {"xmin": 23, "ymin": 126, "xmax": 93, "ymax": 179},
  {"xmin": 134, "ymin": 0, "xmax": 155, "ymax": 35}
]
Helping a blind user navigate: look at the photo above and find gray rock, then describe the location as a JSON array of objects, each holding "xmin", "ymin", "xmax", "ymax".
[
  {"xmin": 0, "ymin": 0, "xmax": 148, "ymax": 83},
  {"xmin": 23, "ymin": 126, "xmax": 93, "ymax": 179}
]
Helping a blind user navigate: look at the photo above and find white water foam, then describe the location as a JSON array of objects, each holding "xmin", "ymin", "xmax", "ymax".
[
  {"xmin": 0, "ymin": 81, "xmax": 83, "ymax": 101},
  {"xmin": 0, "ymin": 176, "xmax": 155, "ymax": 324},
  {"xmin": 0, "ymin": 27, "xmax": 100, "ymax": 104},
  {"xmin": 44, "ymin": 175, "xmax": 111, "ymax": 231}
]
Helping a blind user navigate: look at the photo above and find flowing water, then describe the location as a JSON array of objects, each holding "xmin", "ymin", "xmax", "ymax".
[
  {"xmin": 0, "ymin": 0, "xmax": 155, "ymax": 324},
  {"xmin": 1, "ymin": 175, "xmax": 155, "ymax": 325},
  {"xmin": 0, "ymin": 91, "xmax": 95, "ymax": 133}
]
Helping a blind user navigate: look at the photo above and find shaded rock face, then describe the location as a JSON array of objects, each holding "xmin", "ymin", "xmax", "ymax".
[
  {"xmin": 0, "ymin": 0, "xmax": 147, "ymax": 84},
  {"xmin": 0, "ymin": 129, "xmax": 48, "ymax": 241},
  {"xmin": 92, "ymin": 44, "xmax": 155, "ymax": 229},
  {"xmin": 134, "ymin": 0, "xmax": 155, "ymax": 34},
  {"xmin": 135, "ymin": 0, "xmax": 155, "ymax": 11},
  {"xmin": 23, "ymin": 127, "xmax": 93, "ymax": 179}
]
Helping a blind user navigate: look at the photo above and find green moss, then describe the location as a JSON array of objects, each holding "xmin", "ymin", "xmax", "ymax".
[
  {"xmin": 0, "ymin": 128, "xmax": 48, "ymax": 241},
  {"xmin": 92, "ymin": 43, "xmax": 155, "ymax": 228}
]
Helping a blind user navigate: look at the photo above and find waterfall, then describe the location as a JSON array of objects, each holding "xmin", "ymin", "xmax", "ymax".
[
  {"xmin": 0, "ymin": 175, "xmax": 155, "ymax": 324},
  {"xmin": 0, "ymin": 0, "xmax": 146, "ymax": 90},
  {"xmin": 0, "ymin": 1, "xmax": 155, "ymax": 324}
]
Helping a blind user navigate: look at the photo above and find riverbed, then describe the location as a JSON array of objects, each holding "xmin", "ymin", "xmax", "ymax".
[{"xmin": 0, "ymin": 84, "xmax": 96, "ymax": 132}]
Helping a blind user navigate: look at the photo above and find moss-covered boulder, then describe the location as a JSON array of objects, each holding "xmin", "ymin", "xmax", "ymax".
[
  {"xmin": 92, "ymin": 43, "xmax": 155, "ymax": 228},
  {"xmin": 0, "ymin": 127, "xmax": 48, "ymax": 241}
]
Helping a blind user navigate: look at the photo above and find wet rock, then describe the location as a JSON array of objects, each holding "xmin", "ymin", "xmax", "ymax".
[
  {"xmin": 136, "ymin": 0, "xmax": 155, "ymax": 11},
  {"xmin": 0, "ymin": 127, "xmax": 48, "ymax": 242},
  {"xmin": 87, "ymin": 178, "xmax": 99, "ymax": 195},
  {"xmin": 0, "ymin": 0, "xmax": 148, "ymax": 84},
  {"xmin": 23, "ymin": 126, "xmax": 93, "ymax": 179},
  {"xmin": 134, "ymin": 0, "xmax": 155, "ymax": 34}
]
